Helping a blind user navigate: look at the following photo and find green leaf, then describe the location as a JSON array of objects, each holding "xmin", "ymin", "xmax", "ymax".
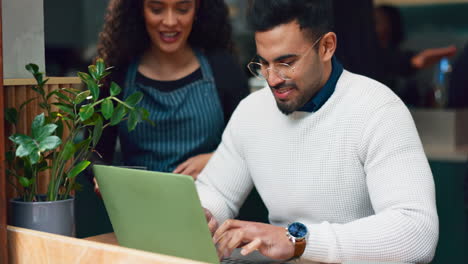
[
  {"xmin": 19, "ymin": 97, "xmax": 38, "ymax": 110},
  {"xmin": 25, "ymin": 63, "xmax": 39, "ymax": 75},
  {"xmin": 19, "ymin": 177, "xmax": 31, "ymax": 188},
  {"xmin": 96, "ymin": 58, "xmax": 105, "ymax": 77},
  {"xmin": 33, "ymin": 74, "xmax": 44, "ymax": 90},
  {"xmin": 74, "ymin": 90, "xmax": 91, "ymax": 104},
  {"xmin": 15, "ymin": 145, "xmax": 31, "ymax": 157},
  {"xmin": 110, "ymin": 104, "xmax": 126, "ymax": 126},
  {"xmin": 88, "ymin": 65, "xmax": 98, "ymax": 80},
  {"xmin": 40, "ymin": 78, "xmax": 50, "ymax": 86},
  {"xmin": 127, "ymin": 110, "xmax": 140, "ymax": 131},
  {"xmin": 55, "ymin": 119, "xmax": 64, "ymax": 139},
  {"xmin": 9, "ymin": 133, "xmax": 35, "ymax": 146},
  {"xmin": 110, "ymin": 82, "xmax": 122, "ymax": 97},
  {"xmin": 79, "ymin": 105, "xmax": 95, "ymax": 121},
  {"xmin": 125, "ymin": 92, "xmax": 143, "ymax": 106},
  {"xmin": 92, "ymin": 116, "xmax": 103, "ymax": 147},
  {"xmin": 68, "ymin": 161, "xmax": 91, "ymax": 179},
  {"xmin": 62, "ymin": 141, "xmax": 76, "ymax": 161},
  {"xmin": 77, "ymin": 72, "xmax": 93, "ymax": 84},
  {"xmin": 29, "ymin": 149, "xmax": 40, "ymax": 164},
  {"xmin": 75, "ymin": 137, "xmax": 92, "ymax": 153},
  {"xmin": 88, "ymin": 81, "xmax": 99, "ymax": 101},
  {"xmin": 49, "ymin": 90, "xmax": 72, "ymax": 103},
  {"xmin": 54, "ymin": 103, "xmax": 75, "ymax": 116},
  {"xmin": 38, "ymin": 136, "xmax": 61, "ymax": 152},
  {"xmin": 5, "ymin": 108, "xmax": 18, "ymax": 124},
  {"xmin": 82, "ymin": 113, "xmax": 100, "ymax": 126},
  {"xmin": 139, "ymin": 108, "xmax": 155, "ymax": 126},
  {"xmin": 35, "ymin": 124, "xmax": 58, "ymax": 142},
  {"xmin": 63, "ymin": 88, "xmax": 81, "ymax": 96},
  {"xmin": 101, "ymin": 98, "xmax": 114, "ymax": 120},
  {"xmin": 39, "ymin": 102, "xmax": 48, "ymax": 110},
  {"xmin": 100, "ymin": 71, "xmax": 111, "ymax": 80},
  {"xmin": 31, "ymin": 113, "xmax": 45, "ymax": 136}
]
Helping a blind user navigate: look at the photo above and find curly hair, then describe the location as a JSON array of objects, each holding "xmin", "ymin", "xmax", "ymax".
[{"xmin": 97, "ymin": 0, "xmax": 234, "ymax": 70}]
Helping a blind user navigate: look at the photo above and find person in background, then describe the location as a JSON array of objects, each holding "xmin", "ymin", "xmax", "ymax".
[
  {"xmin": 94, "ymin": 0, "xmax": 249, "ymax": 179},
  {"xmin": 374, "ymin": 4, "xmax": 457, "ymax": 105},
  {"xmin": 196, "ymin": 0, "xmax": 438, "ymax": 262}
]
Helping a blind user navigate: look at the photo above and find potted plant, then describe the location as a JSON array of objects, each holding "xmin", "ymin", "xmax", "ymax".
[{"xmin": 5, "ymin": 59, "xmax": 151, "ymax": 236}]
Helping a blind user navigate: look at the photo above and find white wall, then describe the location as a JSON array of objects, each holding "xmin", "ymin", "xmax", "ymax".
[{"xmin": 2, "ymin": 0, "xmax": 45, "ymax": 78}]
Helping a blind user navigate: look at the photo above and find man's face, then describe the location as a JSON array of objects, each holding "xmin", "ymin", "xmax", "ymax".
[{"xmin": 255, "ymin": 21, "xmax": 327, "ymax": 115}]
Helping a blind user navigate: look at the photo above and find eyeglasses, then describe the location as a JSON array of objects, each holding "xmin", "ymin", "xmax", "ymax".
[{"xmin": 247, "ymin": 36, "xmax": 322, "ymax": 81}]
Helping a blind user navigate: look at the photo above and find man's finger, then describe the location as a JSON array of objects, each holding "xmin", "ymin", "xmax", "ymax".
[
  {"xmin": 208, "ymin": 216, "xmax": 218, "ymax": 235},
  {"xmin": 214, "ymin": 219, "xmax": 248, "ymax": 242},
  {"xmin": 240, "ymin": 238, "xmax": 262, "ymax": 256},
  {"xmin": 227, "ymin": 229, "xmax": 245, "ymax": 249},
  {"xmin": 215, "ymin": 231, "xmax": 231, "ymax": 259}
]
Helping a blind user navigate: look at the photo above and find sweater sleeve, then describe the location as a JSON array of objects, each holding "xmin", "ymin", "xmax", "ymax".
[
  {"xmin": 302, "ymin": 102, "xmax": 438, "ymax": 263},
  {"xmin": 195, "ymin": 104, "xmax": 253, "ymax": 224}
]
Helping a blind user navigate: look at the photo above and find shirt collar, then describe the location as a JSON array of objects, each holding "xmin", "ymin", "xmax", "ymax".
[{"xmin": 298, "ymin": 56, "xmax": 343, "ymax": 112}]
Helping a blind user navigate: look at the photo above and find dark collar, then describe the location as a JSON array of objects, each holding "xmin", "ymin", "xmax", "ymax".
[{"xmin": 298, "ymin": 56, "xmax": 343, "ymax": 112}]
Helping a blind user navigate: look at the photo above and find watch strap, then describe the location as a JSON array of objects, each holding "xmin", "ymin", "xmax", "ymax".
[{"xmin": 293, "ymin": 238, "xmax": 306, "ymax": 258}]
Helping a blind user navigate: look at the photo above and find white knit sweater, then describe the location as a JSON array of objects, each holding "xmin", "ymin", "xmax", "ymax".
[{"xmin": 196, "ymin": 70, "xmax": 438, "ymax": 264}]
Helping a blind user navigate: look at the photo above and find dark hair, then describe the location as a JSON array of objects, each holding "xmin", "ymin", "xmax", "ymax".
[
  {"xmin": 97, "ymin": 0, "xmax": 234, "ymax": 69},
  {"xmin": 376, "ymin": 5, "xmax": 405, "ymax": 48},
  {"xmin": 247, "ymin": 0, "xmax": 333, "ymax": 40}
]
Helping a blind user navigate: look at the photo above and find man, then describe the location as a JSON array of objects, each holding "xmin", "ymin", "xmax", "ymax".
[{"xmin": 196, "ymin": 0, "xmax": 438, "ymax": 263}]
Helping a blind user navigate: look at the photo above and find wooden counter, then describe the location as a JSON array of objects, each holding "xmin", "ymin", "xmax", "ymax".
[{"xmin": 7, "ymin": 226, "xmax": 207, "ymax": 264}]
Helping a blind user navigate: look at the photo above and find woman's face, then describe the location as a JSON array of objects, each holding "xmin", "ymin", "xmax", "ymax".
[{"xmin": 143, "ymin": 0, "xmax": 196, "ymax": 54}]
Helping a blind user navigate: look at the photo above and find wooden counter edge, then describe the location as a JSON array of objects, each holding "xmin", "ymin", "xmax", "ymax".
[
  {"xmin": 84, "ymin": 232, "xmax": 119, "ymax": 245},
  {"xmin": 7, "ymin": 226, "xmax": 208, "ymax": 264}
]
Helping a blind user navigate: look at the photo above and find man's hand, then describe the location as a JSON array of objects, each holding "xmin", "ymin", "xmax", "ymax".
[
  {"xmin": 204, "ymin": 208, "xmax": 219, "ymax": 236},
  {"xmin": 173, "ymin": 153, "xmax": 213, "ymax": 180},
  {"xmin": 411, "ymin": 45, "xmax": 457, "ymax": 69},
  {"xmin": 213, "ymin": 219, "xmax": 294, "ymax": 260}
]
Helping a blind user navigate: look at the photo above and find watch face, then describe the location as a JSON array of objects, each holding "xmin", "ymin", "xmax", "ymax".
[{"xmin": 288, "ymin": 222, "xmax": 308, "ymax": 239}]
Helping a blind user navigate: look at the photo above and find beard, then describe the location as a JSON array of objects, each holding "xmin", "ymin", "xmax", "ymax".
[{"xmin": 271, "ymin": 83, "xmax": 310, "ymax": 115}]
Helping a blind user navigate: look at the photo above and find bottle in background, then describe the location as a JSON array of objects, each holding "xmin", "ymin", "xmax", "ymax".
[{"xmin": 433, "ymin": 57, "xmax": 452, "ymax": 108}]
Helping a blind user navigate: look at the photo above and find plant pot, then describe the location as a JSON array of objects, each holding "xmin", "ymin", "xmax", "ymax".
[{"xmin": 9, "ymin": 195, "xmax": 75, "ymax": 237}]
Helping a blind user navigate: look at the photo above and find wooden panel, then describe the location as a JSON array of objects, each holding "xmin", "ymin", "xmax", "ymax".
[
  {"xmin": 7, "ymin": 226, "xmax": 207, "ymax": 264},
  {"xmin": 4, "ymin": 78, "xmax": 81, "ymax": 200},
  {"xmin": 0, "ymin": 0, "xmax": 8, "ymax": 262},
  {"xmin": 4, "ymin": 77, "xmax": 81, "ymax": 86}
]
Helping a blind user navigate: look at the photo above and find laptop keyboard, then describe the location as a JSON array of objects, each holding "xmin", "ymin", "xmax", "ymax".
[{"xmin": 221, "ymin": 258, "xmax": 258, "ymax": 264}]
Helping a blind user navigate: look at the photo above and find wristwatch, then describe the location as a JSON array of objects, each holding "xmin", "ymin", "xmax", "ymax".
[{"xmin": 286, "ymin": 222, "xmax": 308, "ymax": 259}]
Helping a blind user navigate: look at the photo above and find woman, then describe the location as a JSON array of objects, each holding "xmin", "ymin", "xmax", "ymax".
[{"xmin": 95, "ymin": 0, "xmax": 249, "ymax": 179}]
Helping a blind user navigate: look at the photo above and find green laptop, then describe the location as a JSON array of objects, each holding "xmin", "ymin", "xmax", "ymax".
[{"xmin": 93, "ymin": 165, "xmax": 219, "ymax": 263}]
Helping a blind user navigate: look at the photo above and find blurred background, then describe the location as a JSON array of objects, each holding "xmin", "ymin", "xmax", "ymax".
[{"xmin": 40, "ymin": 0, "xmax": 468, "ymax": 110}]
